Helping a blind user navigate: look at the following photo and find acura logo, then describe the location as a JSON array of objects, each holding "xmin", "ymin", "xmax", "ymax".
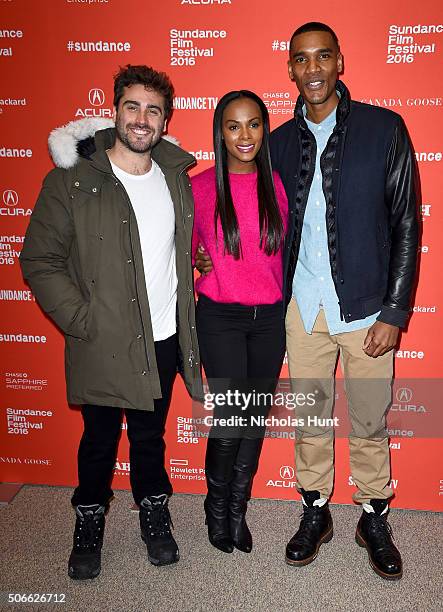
[
  {"xmin": 280, "ymin": 465, "xmax": 295, "ymax": 480},
  {"xmin": 88, "ymin": 88, "xmax": 105, "ymax": 107},
  {"xmin": 396, "ymin": 388, "xmax": 412, "ymax": 403},
  {"xmin": 2, "ymin": 189, "xmax": 18, "ymax": 207}
]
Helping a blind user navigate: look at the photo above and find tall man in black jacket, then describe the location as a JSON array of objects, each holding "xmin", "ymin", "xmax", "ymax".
[
  {"xmin": 270, "ymin": 22, "xmax": 419, "ymax": 580},
  {"xmin": 196, "ymin": 21, "xmax": 418, "ymax": 580}
]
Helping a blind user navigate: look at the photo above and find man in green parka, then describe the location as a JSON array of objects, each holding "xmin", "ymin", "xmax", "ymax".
[{"xmin": 20, "ymin": 65, "xmax": 201, "ymax": 579}]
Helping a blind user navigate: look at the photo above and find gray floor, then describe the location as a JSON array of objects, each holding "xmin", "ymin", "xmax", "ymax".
[{"xmin": 0, "ymin": 486, "xmax": 442, "ymax": 612}]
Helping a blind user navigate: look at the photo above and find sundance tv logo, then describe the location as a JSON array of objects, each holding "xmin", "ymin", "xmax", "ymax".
[
  {"xmin": 0, "ymin": 189, "xmax": 32, "ymax": 216},
  {"xmin": 75, "ymin": 88, "xmax": 112, "ymax": 118}
]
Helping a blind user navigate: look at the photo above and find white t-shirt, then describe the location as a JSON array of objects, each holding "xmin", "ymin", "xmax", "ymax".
[{"xmin": 110, "ymin": 159, "xmax": 177, "ymax": 342}]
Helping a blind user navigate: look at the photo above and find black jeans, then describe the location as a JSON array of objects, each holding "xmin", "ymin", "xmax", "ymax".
[
  {"xmin": 71, "ymin": 334, "xmax": 177, "ymax": 507},
  {"xmin": 196, "ymin": 295, "xmax": 285, "ymax": 438}
]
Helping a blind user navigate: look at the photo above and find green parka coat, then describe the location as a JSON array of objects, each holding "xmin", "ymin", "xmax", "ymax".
[{"xmin": 20, "ymin": 127, "xmax": 202, "ymax": 411}]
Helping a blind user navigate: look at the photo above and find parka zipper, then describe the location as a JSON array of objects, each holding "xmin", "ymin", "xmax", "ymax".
[{"xmin": 177, "ymin": 164, "xmax": 197, "ymax": 369}]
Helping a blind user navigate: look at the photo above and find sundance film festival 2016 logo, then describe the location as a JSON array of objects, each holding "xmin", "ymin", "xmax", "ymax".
[
  {"xmin": 0, "ymin": 189, "xmax": 32, "ymax": 216},
  {"xmin": 169, "ymin": 28, "xmax": 228, "ymax": 67},
  {"xmin": 6, "ymin": 406, "xmax": 53, "ymax": 436},
  {"xmin": 176, "ymin": 415, "xmax": 200, "ymax": 443},
  {"xmin": 0, "ymin": 235, "xmax": 24, "ymax": 266},
  {"xmin": 386, "ymin": 23, "xmax": 443, "ymax": 64},
  {"xmin": 75, "ymin": 89, "xmax": 112, "ymax": 118}
]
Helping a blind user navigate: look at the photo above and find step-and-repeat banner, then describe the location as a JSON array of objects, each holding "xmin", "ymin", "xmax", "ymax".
[{"xmin": 1, "ymin": 0, "xmax": 442, "ymax": 511}]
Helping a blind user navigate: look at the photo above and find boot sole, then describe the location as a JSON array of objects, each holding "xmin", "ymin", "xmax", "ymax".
[
  {"xmin": 141, "ymin": 533, "xmax": 180, "ymax": 566},
  {"xmin": 285, "ymin": 526, "xmax": 333, "ymax": 567},
  {"xmin": 68, "ymin": 565, "xmax": 101, "ymax": 580},
  {"xmin": 355, "ymin": 528, "xmax": 402, "ymax": 580}
]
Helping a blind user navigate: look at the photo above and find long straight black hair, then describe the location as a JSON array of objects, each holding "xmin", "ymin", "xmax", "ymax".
[{"xmin": 213, "ymin": 90, "xmax": 284, "ymax": 260}]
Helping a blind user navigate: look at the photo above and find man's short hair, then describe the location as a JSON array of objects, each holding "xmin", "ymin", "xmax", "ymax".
[
  {"xmin": 289, "ymin": 22, "xmax": 340, "ymax": 51},
  {"xmin": 113, "ymin": 64, "xmax": 175, "ymax": 120}
]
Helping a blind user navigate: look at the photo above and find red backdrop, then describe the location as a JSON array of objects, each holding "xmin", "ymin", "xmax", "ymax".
[{"xmin": 1, "ymin": 0, "xmax": 442, "ymax": 510}]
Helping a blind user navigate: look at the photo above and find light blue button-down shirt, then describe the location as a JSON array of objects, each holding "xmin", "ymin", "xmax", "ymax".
[{"xmin": 293, "ymin": 106, "xmax": 379, "ymax": 335}]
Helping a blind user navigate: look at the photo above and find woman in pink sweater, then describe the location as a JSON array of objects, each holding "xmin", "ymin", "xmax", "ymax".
[{"xmin": 192, "ymin": 90, "xmax": 288, "ymax": 555}]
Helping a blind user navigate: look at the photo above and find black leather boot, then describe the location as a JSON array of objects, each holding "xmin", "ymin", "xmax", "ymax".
[
  {"xmin": 204, "ymin": 437, "xmax": 239, "ymax": 554},
  {"xmin": 229, "ymin": 438, "xmax": 263, "ymax": 553},
  {"xmin": 285, "ymin": 489, "xmax": 333, "ymax": 566},
  {"xmin": 356, "ymin": 499, "xmax": 402, "ymax": 580}
]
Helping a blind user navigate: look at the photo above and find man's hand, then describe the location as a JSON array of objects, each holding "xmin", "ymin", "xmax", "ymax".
[
  {"xmin": 195, "ymin": 245, "xmax": 213, "ymax": 275},
  {"xmin": 362, "ymin": 321, "xmax": 399, "ymax": 358}
]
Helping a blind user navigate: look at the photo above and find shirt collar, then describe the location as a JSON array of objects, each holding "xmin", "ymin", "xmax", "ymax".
[{"xmin": 303, "ymin": 103, "xmax": 337, "ymax": 131}]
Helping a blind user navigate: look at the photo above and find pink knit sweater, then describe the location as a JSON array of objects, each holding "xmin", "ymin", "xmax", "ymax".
[{"xmin": 191, "ymin": 166, "xmax": 288, "ymax": 306}]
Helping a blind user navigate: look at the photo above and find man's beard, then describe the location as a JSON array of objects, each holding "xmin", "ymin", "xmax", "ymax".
[{"xmin": 115, "ymin": 119, "xmax": 162, "ymax": 154}]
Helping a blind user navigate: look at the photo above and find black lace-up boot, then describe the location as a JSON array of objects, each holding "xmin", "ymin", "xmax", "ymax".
[
  {"xmin": 139, "ymin": 494, "xmax": 179, "ymax": 566},
  {"xmin": 356, "ymin": 499, "xmax": 402, "ymax": 580},
  {"xmin": 68, "ymin": 504, "xmax": 106, "ymax": 580},
  {"xmin": 285, "ymin": 490, "xmax": 333, "ymax": 566}
]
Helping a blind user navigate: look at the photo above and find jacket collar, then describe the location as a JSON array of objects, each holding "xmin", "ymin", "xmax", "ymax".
[
  {"xmin": 90, "ymin": 128, "xmax": 195, "ymax": 175},
  {"xmin": 294, "ymin": 79, "xmax": 351, "ymax": 129}
]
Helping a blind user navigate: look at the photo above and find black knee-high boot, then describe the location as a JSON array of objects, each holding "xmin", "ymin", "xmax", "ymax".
[
  {"xmin": 204, "ymin": 436, "xmax": 240, "ymax": 553},
  {"xmin": 229, "ymin": 437, "xmax": 263, "ymax": 553}
]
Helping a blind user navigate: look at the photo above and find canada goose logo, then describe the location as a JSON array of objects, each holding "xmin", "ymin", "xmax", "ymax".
[
  {"xmin": 88, "ymin": 88, "xmax": 105, "ymax": 107},
  {"xmin": 2, "ymin": 190, "xmax": 18, "ymax": 207}
]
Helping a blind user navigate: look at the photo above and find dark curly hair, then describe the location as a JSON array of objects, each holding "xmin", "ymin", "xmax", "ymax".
[{"xmin": 113, "ymin": 65, "xmax": 174, "ymax": 119}]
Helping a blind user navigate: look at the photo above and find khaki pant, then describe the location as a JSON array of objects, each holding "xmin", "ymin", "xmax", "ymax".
[{"xmin": 285, "ymin": 298, "xmax": 394, "ymax": 504}]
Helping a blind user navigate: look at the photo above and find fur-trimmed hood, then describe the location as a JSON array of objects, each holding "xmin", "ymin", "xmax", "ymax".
[{"xmin": 48, "ymin": 117, "xmax": 180, "ymax": 169}]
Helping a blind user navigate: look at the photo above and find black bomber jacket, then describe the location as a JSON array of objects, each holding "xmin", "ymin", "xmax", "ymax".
[{"xmin": 270, "ymin": 80, "xmax": 420, "ymax": 328}]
